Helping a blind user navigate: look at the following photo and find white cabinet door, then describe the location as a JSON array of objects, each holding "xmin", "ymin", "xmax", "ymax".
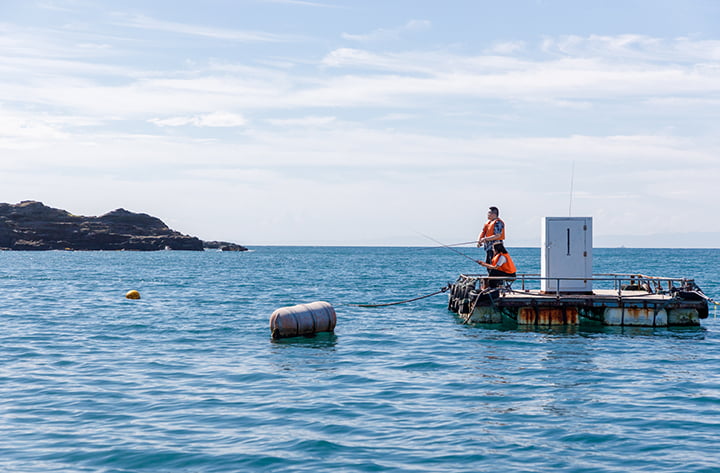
[{"xmin": 541, "ymin": 217, "xmax": 592, "ymax": 293}]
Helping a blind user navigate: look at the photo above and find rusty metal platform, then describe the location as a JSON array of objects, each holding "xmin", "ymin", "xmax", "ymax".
[{"xmin": 448, "ymin": 274, "xmax": 710, "ymax": 327}]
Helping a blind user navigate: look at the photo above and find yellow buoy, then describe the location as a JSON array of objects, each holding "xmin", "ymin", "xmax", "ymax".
[{"xmin": 125, "ymin": 290, "xmax": 141, "ymax": 300}]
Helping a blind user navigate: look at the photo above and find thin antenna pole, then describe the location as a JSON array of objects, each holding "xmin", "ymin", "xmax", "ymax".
[{"xmin": 569, "ymin": 161, "xmax": 575, "ymax": 217}]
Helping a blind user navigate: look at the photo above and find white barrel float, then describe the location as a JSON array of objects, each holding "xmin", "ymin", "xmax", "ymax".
[{"xmin": 270, "ymin": 301, "xmax": 337, "ymax": 339}]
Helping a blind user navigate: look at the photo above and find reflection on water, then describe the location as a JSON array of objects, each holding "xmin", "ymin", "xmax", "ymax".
[
  {"xmin": 581, "ymin": 325, "xmax": 707, "ymax": 340},
  {"xmin": 456, "ymin": 312, "xmax": 707, "ymax": 340},
  {"xmin": 270, "ymin": 331, "xmax": 338, "ymax": 349}
]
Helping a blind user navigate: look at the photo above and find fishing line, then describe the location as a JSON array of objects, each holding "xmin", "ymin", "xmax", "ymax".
[
  {"xmin": 417, "ymin": 241, "xmax": 477, "ymax": 250},
  {"xmin": 417, "ymin": 232, "xmax": 481, "ymax": 265},
  {"xmin": 345, "ymin": 234, "xmax": 479, "ymax": 308}
]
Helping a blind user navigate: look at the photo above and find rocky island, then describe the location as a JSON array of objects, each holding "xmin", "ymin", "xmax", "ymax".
[{"xmin": 0, "ymin": 201, "xmax": 247, "ymax": 251}]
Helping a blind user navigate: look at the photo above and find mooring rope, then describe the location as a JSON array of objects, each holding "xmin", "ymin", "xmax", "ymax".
[
  {"xmin": 346, "ymin": 286, "xmax": 450, "ymax": 308},
  {"xmin": 699, "ymin": 293, "xmax": 720, "ymax": 318},
  {"xmin": 689, "ymin": 290, "xmax": 720, "ymax": 305},
  {"xmin": 465, "ymin": 287, "xmax": 496, "ymax": 319}
]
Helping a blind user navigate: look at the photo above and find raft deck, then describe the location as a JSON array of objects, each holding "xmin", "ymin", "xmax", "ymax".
[{"xmin": 448, "ymin": 273, "xmax": 711, "ymax": 327}]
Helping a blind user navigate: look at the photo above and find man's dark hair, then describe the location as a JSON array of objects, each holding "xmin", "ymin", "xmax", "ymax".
[{"xmin": 489, "ymin": 206, "xmax": 499, "ymax": 216}]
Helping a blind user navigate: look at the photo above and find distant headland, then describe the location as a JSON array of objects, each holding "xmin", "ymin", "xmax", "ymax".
[{"xmin": 0, "ymin": 201, "xmax": 247, "ymax": 251}]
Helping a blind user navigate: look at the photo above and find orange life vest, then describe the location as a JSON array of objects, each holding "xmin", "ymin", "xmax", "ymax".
[
  {"xmin": 480, "ymin": 218, "xmax": 505, "ymax": 241},
  {"xmin": 491, "ymin": 251, "xmax": 516, "ymax": 274}
]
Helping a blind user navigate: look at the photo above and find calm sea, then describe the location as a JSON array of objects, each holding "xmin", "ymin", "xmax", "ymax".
[{"xmin": 1, "ymin": 247, "xmax": 719, "ymax": 473}]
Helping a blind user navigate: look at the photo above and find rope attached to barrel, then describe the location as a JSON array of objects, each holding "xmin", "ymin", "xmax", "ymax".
[{"xmin": 347, "ymin": 285, "xmax": 450, "ymax": 308}]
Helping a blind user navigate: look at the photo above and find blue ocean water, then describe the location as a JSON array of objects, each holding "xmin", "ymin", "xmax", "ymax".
[{"xmin": 1, "ymin": 247, "xmax": 719, "ymax": 473}]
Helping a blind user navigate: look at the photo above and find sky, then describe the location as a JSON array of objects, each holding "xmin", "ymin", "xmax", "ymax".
[{"xmin": 1, "ymin": 0, "xmax": 719, "ymax": 247}]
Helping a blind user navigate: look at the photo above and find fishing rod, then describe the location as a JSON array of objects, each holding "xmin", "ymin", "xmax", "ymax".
[
  {"xmin": 418, "ymin": 240, "xmax": 477, "ymax": 250},
  {"xmin": 418, "ymin": 233, "xmax": 482, "ymax": 265},
  {"xmin": 349, "ymin": 235, "xmax": 479, "ymax": 308}
]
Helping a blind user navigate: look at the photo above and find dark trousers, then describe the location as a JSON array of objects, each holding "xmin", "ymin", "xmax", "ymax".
[
  {"xmin": 487, "ymin": 269, "xmax": 516, "ymax": 288},
  {"xmin": 485, "ymin": 250, "xmax": 494, "ymax": 264}
]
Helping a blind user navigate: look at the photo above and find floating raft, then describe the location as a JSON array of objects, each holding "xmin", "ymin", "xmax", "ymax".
[{"xmin": 448, "ymin": 274, "xmax": 711, "ymax": 327}]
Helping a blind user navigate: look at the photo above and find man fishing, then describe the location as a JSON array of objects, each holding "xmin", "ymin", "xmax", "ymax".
[{"xmin": 477, "ymin": 206, "xmax": 505, "ymax": 264}]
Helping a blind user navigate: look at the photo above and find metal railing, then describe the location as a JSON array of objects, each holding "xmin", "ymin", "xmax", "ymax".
[{"xmin": 457, "ymin": 273, "xmax": 697, "ymax": 298}]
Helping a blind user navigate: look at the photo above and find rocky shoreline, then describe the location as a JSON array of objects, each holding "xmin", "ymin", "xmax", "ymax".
[{"xmin": 0, "ymin": 201, "xmax": 247, "ymax": 251}]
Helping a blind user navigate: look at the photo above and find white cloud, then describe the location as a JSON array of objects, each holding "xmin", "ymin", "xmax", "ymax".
[
  {"xmin": 377, "ymin": 113, "xmax": 417, "ymax": 121},
  {"xmin": 2, "ymin": 120, "xmax": 719, "ymax": 244},
  {"xmin": 4, "ymin": 26, "xmax": 720, "ymax": 128},
  {"xmin": 265, "ymin": 116, "xmax": 336, "ymax": 127},
  {"xmin": 0, "ymin": 112, "xmax": 74, "ymax": 150},
  {"xmin": 258, "ymin": 0, "xmax": 340, "ymax": 7},
  {"xmin": 485, "ymin": 41, "xmax": 526, "ymax": 55},
  {"xmin": 317, "ymin": 44, "xmax": 720, "ymax": 107},
  {"xmin": 342, "ymin": 19, "xmax": 431, "ymax": 42},
  {"xmin": 149, "ymin": 112, "xmax": 247, "ymax": 128},
  {"xmin": 542, "ymin": 34, "xmax": 720, "ymax": 63},
  {"xmin": 114, "ymin": 14, "xmax": 295, "ymax": 42}
]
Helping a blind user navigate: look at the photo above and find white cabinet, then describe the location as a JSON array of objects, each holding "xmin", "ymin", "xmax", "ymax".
[{"xmin": 541, "ymin": 217, "xmax": 593, "ymax": 293}]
